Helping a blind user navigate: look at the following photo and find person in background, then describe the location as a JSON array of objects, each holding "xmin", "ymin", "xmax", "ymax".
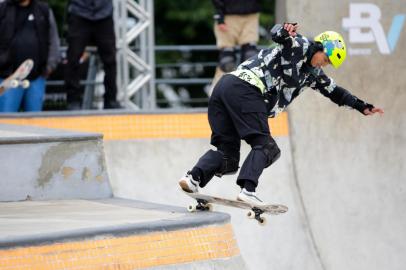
[
  {"xmin": 210, "ymin": 0, "xmax": 261, "ymax": 93},
  {"xmin": 64, "ymin": 0, "xmax": 122, "ymax": 110},
  {"xmin": 0, "ymin": 0, "xmax": 60, "ymax": 112}
]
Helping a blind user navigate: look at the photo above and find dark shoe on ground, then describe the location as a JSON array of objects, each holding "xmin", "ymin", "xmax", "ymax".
[{"xmin": 104, "ymin": 100, "xmax": 123, "ymax": 109}]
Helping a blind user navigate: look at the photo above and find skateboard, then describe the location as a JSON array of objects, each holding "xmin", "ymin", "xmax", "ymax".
[
  {"xmin": 0, "ymin": 59, "xmax": 34, "ymax": 95},
  {"xmin": 183, "ymin": 191, "xmax": 288, "ymax": 226}
]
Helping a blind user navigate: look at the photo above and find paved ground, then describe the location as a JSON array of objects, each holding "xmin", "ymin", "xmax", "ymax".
[{"xmin": 0, "ymin": 198, "xmax": 229, "ymax": 248}]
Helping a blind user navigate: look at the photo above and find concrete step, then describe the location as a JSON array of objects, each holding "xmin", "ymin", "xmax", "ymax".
[
  {"xmin": 0, "ymin": 124, "xmax": 112, "ymax": 201},
  {"xmin": 0, "ymin": 198, "xmax": 246, "ymax": 270}
]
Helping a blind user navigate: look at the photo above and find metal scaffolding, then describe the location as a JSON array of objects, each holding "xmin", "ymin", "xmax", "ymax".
[{"xmin": 113, "ymin": 0, "xmax": 155, "ymax": 110}]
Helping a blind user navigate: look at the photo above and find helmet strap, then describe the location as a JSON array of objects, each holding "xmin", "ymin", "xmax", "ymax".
[{"xmin": 306, "ymin": 41, "xmax": 324, "ymax": 65}]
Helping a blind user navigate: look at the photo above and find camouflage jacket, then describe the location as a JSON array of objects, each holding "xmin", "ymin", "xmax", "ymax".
[{"xmin": 237, "ymin": 24, "xmax": 371, "ymax": 117}]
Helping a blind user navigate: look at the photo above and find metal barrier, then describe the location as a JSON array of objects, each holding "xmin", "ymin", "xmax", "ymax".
[
  {"xmin": 45, "ymin": 45, "xmax": 218, "ymax": 110},
  {"xmin": 44, "ymin": 44, "xmax": 270, "ymax": 111}
]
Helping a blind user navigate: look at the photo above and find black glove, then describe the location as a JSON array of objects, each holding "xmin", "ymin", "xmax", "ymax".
[
  {"xmin": 353, "ymin": 98, "xmax": 375, "ymax": 115},
  {"xmin": 270, "ymin": 24, "xmax": 289, "ymax": 42}
]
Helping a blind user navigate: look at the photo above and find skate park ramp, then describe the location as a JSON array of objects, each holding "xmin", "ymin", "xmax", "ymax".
[
  {"xmin": 0, "ymin": 1, "xmax": 404, "ymax": 268},
  {"xmin": 0, "ymin": 91, "xmax": 404, "ymax": 270},
  {"xmin": 0, "ymin": 111, "xmax": 322, "ymax": 270},
  {"xmin": 0, "ymin": 122, "xmax": 246, "ymax": 270},
  {"xmin": 284, "ymin": 0, "xmax": 406, "ymax": 269}
]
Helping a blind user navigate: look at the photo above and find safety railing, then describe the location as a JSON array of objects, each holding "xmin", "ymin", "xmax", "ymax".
[{"xmin": 44, "ymin": 44, "xmax": 269, "ymax": 111}]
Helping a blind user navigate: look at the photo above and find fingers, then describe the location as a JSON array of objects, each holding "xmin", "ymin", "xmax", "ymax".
[
  {"xmin": 364, "ymin": 107, "xmax": 384, "ymax": 116},
  {"xmin": 283, "ymin": 23, "xmax": 298, "ymax": 36},
  {"xmin": 372, "ymin": 107, "xmax": 384, "ymax": 115}
]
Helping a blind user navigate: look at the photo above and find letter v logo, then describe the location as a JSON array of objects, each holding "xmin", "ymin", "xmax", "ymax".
[
  {"xmin": 343, "ymin": 3, "xmax": 405, "ymax": 54},
  {"xmin": 387, "ymin": 15, "xmax": 406, "ymax": 52}
]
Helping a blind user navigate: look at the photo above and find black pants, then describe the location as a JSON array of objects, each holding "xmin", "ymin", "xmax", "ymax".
[
  {"xmin": 192, "ymin": 74, "xmax": 275, "ymax": 190},
  {"xmin": 65, "ymin": 15, "xmax": 117, "ymax": 104}
]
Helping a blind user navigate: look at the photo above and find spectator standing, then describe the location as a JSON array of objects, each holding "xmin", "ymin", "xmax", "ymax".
[
  {"xmin": 0, "ymin": 0, "xmax": 60, "ymax": 112},
  {"xmin": 64, "ymin": 0, "xmax": 121, "ymax": 110},
  {"xmin": 210, "ymin": 0, "xmax": 261, "ymax": 92}
]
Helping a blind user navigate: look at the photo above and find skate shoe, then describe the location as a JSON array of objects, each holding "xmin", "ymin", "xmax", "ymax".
[
  {"xmin": 237, "ymin": 188, "xmax": 268, "ymax": 207},
  {"xmin": 179, "ymin": 171, "xmax": 199, "ymax": 193}
]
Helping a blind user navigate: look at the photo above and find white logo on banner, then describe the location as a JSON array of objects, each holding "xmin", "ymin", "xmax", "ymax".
[{"xmin": 342, "ymin": 3, "xmax": 405, "ymax": 55}]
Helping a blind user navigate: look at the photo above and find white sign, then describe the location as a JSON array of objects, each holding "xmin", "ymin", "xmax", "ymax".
[{"xmin": 342, "ymin": 3, "xmax": 405, "ymax": 55}]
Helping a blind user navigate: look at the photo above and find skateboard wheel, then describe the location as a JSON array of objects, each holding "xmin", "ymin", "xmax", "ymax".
[
  {"xmin": 10, "ymin": 80, "xmax": 19, "ymax": 88},
  {"xmin": 247, "ymin": 210, "xmax": 255, "ymax": 219},
  {"xmin": 187, "ymin": 204, "xmax": 196, "ymax": 212},
  {"xmin": 205, "ymin": 203, "xmax": 213, "ymax": 211},
  {"xmin": 21, "ymin": 80, "xmax": 30, "ymax": 88},
  {"xmin": 258, "ymin": 216, "xmax": 267, "ymax": 226}
]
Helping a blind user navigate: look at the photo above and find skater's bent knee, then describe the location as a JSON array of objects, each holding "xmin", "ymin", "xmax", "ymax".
[
  {"xmin": 253, "ymin": 140, "xmax": 281, "ymax": 168},
  {"xmin": 215, "ymin": 155, "xmax": 240, "ymax": 177}
]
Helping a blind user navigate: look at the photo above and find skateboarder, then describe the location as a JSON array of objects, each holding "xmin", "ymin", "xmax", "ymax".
[{"xmin": 179, "ymin": 23, "xmax": 384, "ymax": 206}]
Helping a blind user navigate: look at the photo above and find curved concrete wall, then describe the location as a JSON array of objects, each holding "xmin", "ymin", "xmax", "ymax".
[
  {"xmin": 285, "ymin": 1, "xmax": 406, "ymax": 270},
  {"xmin": 104, "ymin": 138, "xmax": 323, "ymax": 270}
]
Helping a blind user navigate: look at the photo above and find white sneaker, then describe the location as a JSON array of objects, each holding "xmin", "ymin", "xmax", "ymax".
[
  {"xmin": 179, "ymin": 171, "xmax": 199, "ymax": 193},
  {"xmin": 237, "ymin": 188, "xmax": 268, "ymax": 207}
]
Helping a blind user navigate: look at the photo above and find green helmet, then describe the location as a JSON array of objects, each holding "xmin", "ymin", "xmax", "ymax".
[{"xmin": 314, "ymin": 31, "xmax": 347, "ymax": 68}]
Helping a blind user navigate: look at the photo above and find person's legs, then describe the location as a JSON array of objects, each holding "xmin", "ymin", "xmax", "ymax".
[
  {"xmin": 235, "ymin": 134, "xmax": 280, "ymax": 206},
  {"xmin": 92, "ymin": 16, "xmax": 119, "ymax": 108},
  {"xmin": 210, "ymin": 15, "xmax": 239, "ymax": 93},
  {"xmin": 190, "ymin": 141, "xmax": 241, "ymax": 188},
  {"xmin": 65, "ymin": 15, "xmax": 91, "ymax": 108},
  {"xmin": 0, "ymin": 79, "xmax": 24, "ymax": 112},
  {"xmin": 213, "ymin": 75, "xmax": 280, "ymax": 194},
  {"xmin": 214, "ymin": 15, "xmax": 238, "ymax": 49},
  {"xmin": 240, "ymin": 43, "xmax": 258, "ymax": 62},
  {"xmin": 180, "ymin": 76, "xmax": 241, "ymax": 192},
  {"xmin": 237, "ymin": 14, "xmax": 259, "ymax": 62},
  {"xmin": 237, "ymin": 135, "xmax": 281, "ymax": 191},
  {"xmin": 237, "ymin": 13, "xmax": 259, "ymax": 46},
  {"xmin": 22, "ymin": 77, "xmax": 45, "ymax": 112}
]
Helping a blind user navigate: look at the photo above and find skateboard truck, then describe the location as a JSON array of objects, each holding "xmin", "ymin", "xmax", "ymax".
[
  {"xmin": 247, "ymin": 208, "xmax": 267, "ymax": 225},
  {"xmin": 188, "ymin": 198, "xmax": 213, "ymax": 212}
]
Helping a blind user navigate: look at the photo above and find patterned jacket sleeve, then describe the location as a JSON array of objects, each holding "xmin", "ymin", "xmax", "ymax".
[
  {"xmin": 308, "ymin": 69, "xmax": 374, "ymax": 114},
  {"xmin": 270, "ymin": 24, "xmax": 294, "ymax": 47}
]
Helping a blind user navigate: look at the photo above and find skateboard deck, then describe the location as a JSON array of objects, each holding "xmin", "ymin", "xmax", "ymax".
[
  {"xmin": 0, "ymin": 59, "xmax": 34, "ymax": 95},
  {"xmin": 183, "ymin": 191, "xmax": 288, "ymax": 225}
]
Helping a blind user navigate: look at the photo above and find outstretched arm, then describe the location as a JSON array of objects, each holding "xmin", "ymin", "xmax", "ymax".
[
  {"xmin": 309, "ymin": 71, "xmax": 384, "ymax": 116},
  {"xmin": 333, "ymin": 86, "xmax": 384, "ymax": 116}
]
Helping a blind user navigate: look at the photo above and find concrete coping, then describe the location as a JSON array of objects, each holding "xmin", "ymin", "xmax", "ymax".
[
  {"xmin": 0, "ymin": 123, "xmax": 102, "ymax": 144},
  {"xmin": 0, "ymin": 108, "xmax": 208, "ymax": 118},
  {"xmin": 0, "ymin": 197, "xmax": 230, "ymax": 249}
]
